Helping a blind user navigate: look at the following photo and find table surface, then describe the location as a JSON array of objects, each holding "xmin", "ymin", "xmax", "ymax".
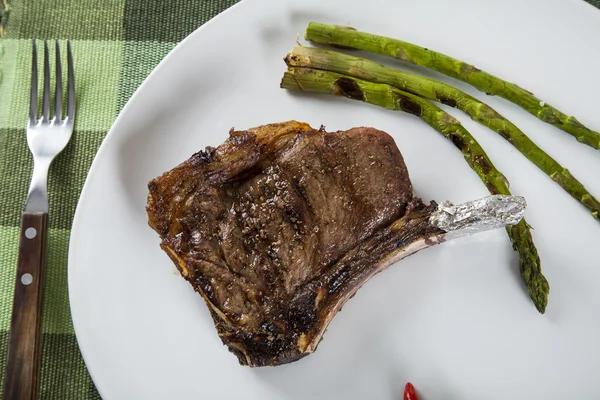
[{"xmin": 0, "ymin": 0, "xmax": 598, "ymax": 398}]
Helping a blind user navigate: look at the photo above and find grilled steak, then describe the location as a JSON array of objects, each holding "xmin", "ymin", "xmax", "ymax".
[{"xmin": 146, "ymin": 121, "xmax": 524, "ymax": 367}]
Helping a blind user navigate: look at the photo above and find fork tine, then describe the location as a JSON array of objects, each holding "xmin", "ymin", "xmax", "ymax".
[
  {"xmin": 41, "ymin": 40, "xmax": 50, "ymax": 121},
  {"xmin": 66, "ymin": 40, "xmax": 75, "ymax": 120},
  {"xmin": 29, "ymin": 40, "xmax": 38, "ymax": 122},
  {"xmin": 54, "ymin": 40, "xmax": 62, "ymax": 120}
]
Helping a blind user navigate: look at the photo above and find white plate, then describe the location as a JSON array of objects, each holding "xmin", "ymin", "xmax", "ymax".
[{"xmin": 68, "ymin": 0, "xmax": 600, "ymax": 398}]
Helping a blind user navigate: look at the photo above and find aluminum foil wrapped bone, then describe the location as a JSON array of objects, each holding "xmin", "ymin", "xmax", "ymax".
[{"xmin": 429, "ymin": 195, "xmax": 527, "ymax": 239}]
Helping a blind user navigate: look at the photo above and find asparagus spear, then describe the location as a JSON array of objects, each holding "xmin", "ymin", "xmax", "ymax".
[
  {"xmin": 305, "ymin": 22, "xmax": 600, "ymax": 150},
  {"xmin": 281, "ymin": 67, "xmax": 550, "ymax": 313},
  {"xmin": 285, "ymin": 46, "xmax": 600, "ymax": 222}
]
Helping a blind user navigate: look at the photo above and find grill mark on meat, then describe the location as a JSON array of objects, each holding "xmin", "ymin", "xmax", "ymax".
[
  {"xmin": 283, "ymin": 207, "xmax": 305, "ymax": 240},
  {"xmin": 288, "ymin": 282, "xmax": 320, "ymax": 333},
  {"xmin": 330, "ymin": 133, "xmax": 360, "ymax": 236},
  {"xmin": 326, "ymin": 263, "xmax": 351, "ymax": 294},
  {"xmin": 290, "ymin": 176, "xmax": 314, "ymax": 214}
]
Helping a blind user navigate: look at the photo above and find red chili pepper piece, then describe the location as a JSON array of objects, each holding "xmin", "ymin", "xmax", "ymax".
[{"xmin": 404, "ymin": 382, "xmax": 419, "ymax": 400}]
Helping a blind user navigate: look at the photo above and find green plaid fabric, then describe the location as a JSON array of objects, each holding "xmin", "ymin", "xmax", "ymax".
[
  {"xmin": 0, "ymin": 0, "xmax": 598, "ymax": 398},
  {"xmin": 0, "ymin": 0, "xmax": 238, "ymax": 398}
]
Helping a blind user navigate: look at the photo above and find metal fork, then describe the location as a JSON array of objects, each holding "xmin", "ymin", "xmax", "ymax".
[{"xmin": 3, "ymin": 40, "xmax": 75, "ymax": 400}]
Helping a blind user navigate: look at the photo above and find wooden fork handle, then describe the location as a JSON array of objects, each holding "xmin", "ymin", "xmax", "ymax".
[{"xmin": 3, "ymin": 212, "xmax": 48, "ymax": 400}]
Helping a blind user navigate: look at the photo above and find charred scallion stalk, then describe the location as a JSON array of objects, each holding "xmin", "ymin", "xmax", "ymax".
[{"xmin": 305, "ymin": 22, "xmax": 600, "ymax": 150}]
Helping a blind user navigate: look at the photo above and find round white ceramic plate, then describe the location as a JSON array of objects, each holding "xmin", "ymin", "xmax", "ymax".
[{"xmin": 68, "ymin": 0, "xmax": 600, "ymax": 398}]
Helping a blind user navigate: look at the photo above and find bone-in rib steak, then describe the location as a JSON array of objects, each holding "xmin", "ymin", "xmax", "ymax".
[{"xmin": 146, "ymin": 121, "xmax": 523, "ymax": 367}]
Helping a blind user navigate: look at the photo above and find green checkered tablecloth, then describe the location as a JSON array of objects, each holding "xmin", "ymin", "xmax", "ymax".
[
  {"xmin": 0, "ymin": 0, "xmax": 598, "ymax": 398},
  {"xmin": 0, "ymin": 1, "xmax": 239, "ymax": 398}
]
